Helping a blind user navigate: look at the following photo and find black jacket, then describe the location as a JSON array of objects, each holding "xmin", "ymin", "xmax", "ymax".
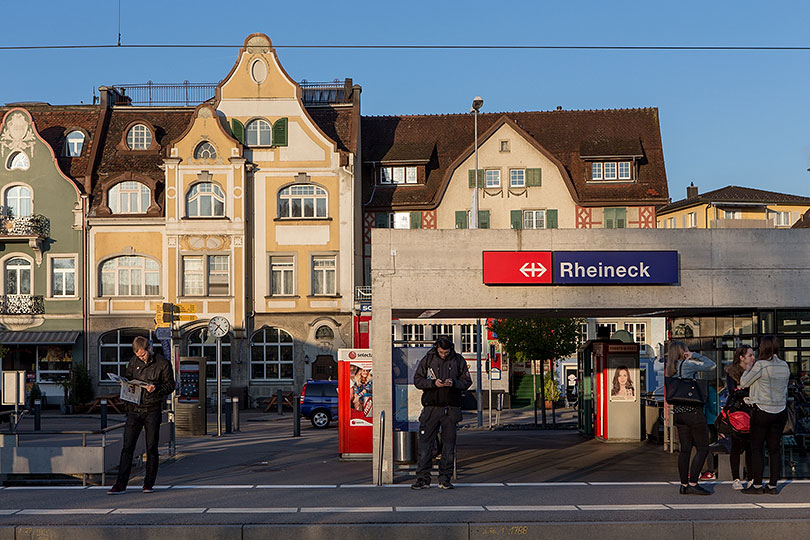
[
  {"xmin": 413, "ymin": 347, "xmax": 472, "ymax": 407},
  {"xmin": 125, "ymin": 352, "xmax": 175, "ymax": 411}
]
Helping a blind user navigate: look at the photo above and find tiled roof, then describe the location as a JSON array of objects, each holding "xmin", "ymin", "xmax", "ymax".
[
  {"xmin": 793, "ymin": 209, "xmax": 810, "ymax": 228},
  {"xmin": 0, "ymin": 104, "xmax": 104, "ymax": 189},
  {"xmin": 658, "ymin": 185, "xmax": 810, "ymax": 215},
  {"xmin": 361, "ymin": 108, "xmax": 669, "ymax": 210},
  {"xmin": 307, "ymin": 106, "xmax": 357, "ymax": 154}
]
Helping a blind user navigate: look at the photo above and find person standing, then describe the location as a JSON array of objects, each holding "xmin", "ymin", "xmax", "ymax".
[
  {"xmin": 724, "ymin": 345, "xmax": 755, "ymax": 489},
  {"xmin": 666, "ymin": 340, "xmax": 716, "ymax": 495},
  {"xmin": 740, "ymin": 335, "xmax": 790, "ymax": 495},
  {"xmin": 411, "ymin": 336, "xmax": 472, "ymax": 490},
  {"xmin": 108, "ymin": 336, "xmax": 176, "ymax": 494}
]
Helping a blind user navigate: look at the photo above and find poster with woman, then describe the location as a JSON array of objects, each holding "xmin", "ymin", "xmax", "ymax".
[{"xmin": 609, "ymin": 363, "xmax": 636, "ymax": 402}]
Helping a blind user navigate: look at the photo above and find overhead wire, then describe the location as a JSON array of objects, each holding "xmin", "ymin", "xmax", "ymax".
[{"xmin": 2, "ymin": 44, "xmax": 810, "ymax": 51}]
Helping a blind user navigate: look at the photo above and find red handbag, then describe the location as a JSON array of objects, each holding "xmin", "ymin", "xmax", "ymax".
[{"xmin": 725, "ymin": 410, "xmax": 750, "ymax": 433}]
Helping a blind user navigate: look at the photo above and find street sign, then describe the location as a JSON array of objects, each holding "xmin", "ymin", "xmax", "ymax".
[
  {"xmin": 483, "ymin": 251, "xmax": 552, "ymax": 285},
  {"xmin": 156, "ymin": 303, "xmax": 196, "ymax": 314},
  {"xmin": 155, "ymin": 327, "xmax": 172, "ymax": 340},
  {"xmin": 175, "ymin": 314, "xmax": 198, "ymax": 321},
  {"xmin": 154, "ymin": 315, "xmax": 172, "ymax": 328}
]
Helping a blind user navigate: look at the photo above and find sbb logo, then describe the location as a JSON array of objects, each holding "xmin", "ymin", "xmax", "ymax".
[{"xmin": 348, "ymin": 351, "xmax": 357, "ymax": 359}]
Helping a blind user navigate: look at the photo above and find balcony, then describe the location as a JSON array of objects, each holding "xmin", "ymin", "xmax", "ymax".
[
  {"xmin": 0, "ymin": 212, "xmax": 49, "ymax": 265},
  {"xmin": 0, "ymin": 295, "xmax": 45, "ymax": 315},
  {"xmin": 355, "ymin": 286, "xmax": 372, "ymax": 303}
]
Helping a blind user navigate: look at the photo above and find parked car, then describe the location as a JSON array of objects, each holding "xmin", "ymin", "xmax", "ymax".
[{"xmin": 299, "ymin": 380, "xmax": 338, "ymax": 428}]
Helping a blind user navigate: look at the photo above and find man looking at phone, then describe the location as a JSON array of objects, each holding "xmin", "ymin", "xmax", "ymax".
[{"xmin": 411, "ymin": 336, "xmax": 472, "ymax": 490}]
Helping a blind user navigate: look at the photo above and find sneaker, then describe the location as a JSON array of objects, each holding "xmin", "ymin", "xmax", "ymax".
[
  {"xmin": 731, "ymin": 479, "xmax": 744, "ymax": 490},
  {"xmin": 681, "ymin": 484, "xmax": 711, "ymax": 496},
  {"xmin": 741, "ymin": 484, "xmax": 763, "ymax": 495},
  {"xmin": 699, "ymin": 471, "xmax": 716, "ymax": 480},
  {"xmin": 411, "ymin": 479, "xmax": 430, "ymax": 490},
  {"xmin": 438, "ymin": 479, "xmax": 454, "ymax": 490},
  {"xmin": 142, "ymin": 486, "xmax": 154, "ymax": 493},
  {"xmin": 764, "ymin": 485, "xmax": 779, "ymax": 495},
  {"xmin": 107, "ymin": 484, "xmax": 126, "ymax": 495}
]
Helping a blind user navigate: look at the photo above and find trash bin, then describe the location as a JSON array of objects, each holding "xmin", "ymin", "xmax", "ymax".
[{"xmin": 394, "ymin": 431, "xmax": 417, "ymax": 463}]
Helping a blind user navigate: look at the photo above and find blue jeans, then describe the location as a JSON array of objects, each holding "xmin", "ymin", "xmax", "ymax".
[{"xmin": 116, "ymin": 408, "xmax": 162, "ymax": 488}]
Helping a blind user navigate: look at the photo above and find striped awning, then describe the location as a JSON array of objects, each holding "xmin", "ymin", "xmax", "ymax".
[{"xmin": 0, "ymin": 331, "xmax": 80, "ymax": 345}]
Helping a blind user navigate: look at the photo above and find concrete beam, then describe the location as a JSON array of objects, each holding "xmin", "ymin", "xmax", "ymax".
[{"xmin": 245, "ymin": 524, "xmax": 468, "ymax": 540}]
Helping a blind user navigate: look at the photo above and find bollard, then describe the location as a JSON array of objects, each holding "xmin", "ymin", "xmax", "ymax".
[
  {"xmin": 224, "ymin": 398, "xmax": 233, "ymax": 434},
  {"xmin": 277, "ymin": 388, "xmax": 283, "ymax": 415},
  {"xmin": 34, "ymin": 399, "xmax": 41, "ymax": 431},
  {"xmin": 100, "ymin": 399, "xmax": 108, "ymax": 429},
  {"xmin": 232, "ymin": 397, "xmax": 240, "ymax": 432},
  {"xmin": 293, "ymin": 394, "xmax": 301, "ymax": 437}
]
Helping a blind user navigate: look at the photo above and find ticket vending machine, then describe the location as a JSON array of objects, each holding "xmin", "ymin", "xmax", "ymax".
[
  {"xmin": 578, "ymin": 340, "xmax": 641, "ymax": 442},
  {"xmin": 176, "ymin": 356, "xmax": 206, "ymax": 436}
]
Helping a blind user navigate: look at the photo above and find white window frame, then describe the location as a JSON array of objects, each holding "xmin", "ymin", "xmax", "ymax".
[
  {"xmin": 278, "ymin": 184, "xmax": 328, "ymax": 219},
  {"xmin": 687, "ymin": 212, "xmax": 697, "ymax": 228},
  {"xmin": 772, "ymin": 210, "xmax": 791, "ymax": 227},
  {"xmin": 4, "ymin": 256, "xmax": 32, "ymax": 295},
  {"xmin": 50, "ymin": 255, "xmax": 77, "ymax": 298},
  {"xmin": 65, "ymin": 131, "xmax": 85, "ymax": 157},
  {"xmin": 126, "ymin": 124, "xmax": 152, "ymax": 150},
  {"xmin": 245, "ymin": 119, "xmax": 272, "ymax": 146},
  {"xmin": 194, "ymin": 141, "xmax": 217, "ymax": 160},
  {"xmin": 402, "ymin": 324, "xmax": 426, "ymax": 347},
  {"xmin": 523, "ymin": 209, "xmax": 546, "ymax": 230},
  {"xmin": 460, "ymin": 324, "xmax": 479, "ymax": 354},
  {"xmin": 591, "ymin": 162, "xmax": 603, "ymax": 181},
  {"xmin": 99, "ymin": 256, "xmax": 160, "ymax": 297},
  {"xmin": 430, "ymin": 324, "xmax": 454, "ymax": 341},
  {"xmin": 379, "ymin": 166, "xmax": 417, "ymax": 185},
  {"xmin": 181, "ymin": 254, "xmax": 230, "ymax": 297},
  {"xmin": 312, "ymin": 255, "xmax": 337, "ymax": 296},
  {"xmin": 250, "ymin": 326, "xmax": 294, "ymax": 381},
  {"xmin": 4, "ymin": 185, "xmax": 32, "ymax": 217},
  {"xmin": 724, "ymin": 210, "xmax": 741, "ymax": 220},
  {"xmin": 668, "ymin": 217, "xmax": 675, "ymax": 229},
  {"xmin": 485, "ymin": 169, "xmax": 501, "ymax": 188},
  {"xmin": 510, "ymin": 169, "xmax": 525, "ymax": 188},
  {"xmin": 618, "ymin": 161, "xmax": 631, "ymax": 180},
  {"xmin": 109, "ymin": 181, "xmax": 150, "ymax": 214},
  {"xmin": 390, "ymin": 212, "xmax": 411, "ymax": 229},
  {"xmin": 269, "ymin": 255, "xmax": 295, "ymax": 296},
  {"xmin": 604, "ymin": 162, "xmax": 617, "ymax": 180},
  {"xmin": 624, "ymin": 322, "xmax": 647, "ymax": 345},
  {"xmin": 186, "ymin": 182, "xmax": 226, "ymax": 218}
]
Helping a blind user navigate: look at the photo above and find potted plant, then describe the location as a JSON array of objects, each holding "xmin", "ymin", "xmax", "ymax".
[{"xmin": 542, "ymin": 372, "xmax": 561, "ymax": 409}]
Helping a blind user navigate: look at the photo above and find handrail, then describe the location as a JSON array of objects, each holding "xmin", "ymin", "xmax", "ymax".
[
  {"xmin": 7, "ymin": 422, "xmax": 126, "ymax": 436},
  {"xmin": 377, "ymin": 410, "xmax": 385, "ymax": 486}
]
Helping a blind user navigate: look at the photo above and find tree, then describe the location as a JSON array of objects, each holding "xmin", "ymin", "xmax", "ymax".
[{"xmin": 489, "ymin": 317, "xmax": 583, "ymax": 425}]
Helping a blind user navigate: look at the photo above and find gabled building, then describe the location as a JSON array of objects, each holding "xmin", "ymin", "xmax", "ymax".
[{"xmin": 656, "ymin": 184, "xmax": 810, "ymax": 229}]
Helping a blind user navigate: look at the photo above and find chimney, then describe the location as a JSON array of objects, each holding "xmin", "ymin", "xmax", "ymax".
[{"xmin": 686, "ymin": 182, "xmax": 698, "ymax": 199}]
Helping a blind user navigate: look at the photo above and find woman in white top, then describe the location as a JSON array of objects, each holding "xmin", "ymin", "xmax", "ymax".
[{"xmin": 739, "ymin": 335, "xmax": 790, "ymax": 495}]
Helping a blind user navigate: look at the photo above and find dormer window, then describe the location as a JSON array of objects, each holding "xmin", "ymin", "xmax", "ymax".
[
  {"xmin": 589, "ymin": 161, "xmax": 633, "ymax": 182},
  {"xmin": 126, "ymin": 124, "xmax": 153, "ymax": 150},
  {"xmin": 379, "ymin": 166, "xmax": 418, "ymax": 185},
  {"xmin": 65, "ymin": 131, "xmax": 85, "ymax": 157}
]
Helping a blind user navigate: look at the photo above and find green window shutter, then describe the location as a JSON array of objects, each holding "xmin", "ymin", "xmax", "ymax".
[
  {"xmin": 510, "ymin": 210, "xmax": 523, "ymax": 230},
  {"xmin": 231, "ymin": 119, "xmax": 244, "ymax": 144},
  {"xmin": 375, "ymin": 212, "xmax": 388, "ymax": 228},
  {"xmin": 272, "ymin": 117, "xmax": 288, "ymax": 147},
  {"xmin": 605, "ymin": 208, "xmax": 626, "ymax": 229},
  {"xmin": 546, "ymin": 209, "xmax": 558, "ymax": 229},
  {"xmin": 410, "ymin": 211, "xmax": 422, "ymax": 229},
  {"xmin": 604, "ymin": 208, "xmax": 614, "ymax": 229},
  {"xmin": 468, "ymin": 170, "xmax": 485, "ymax": 188},
  {"xmin": 616, "ymin": 207, "xmax": 626, "ymax": 229},
  {"xmin": 455, "ymin": 210, "xmax": 468, "ymax": 229},
  {"xmin": 526, "ymin": 168, "xmax": 542, "ymax": 187},
  {"xmin": 478, "ymin": 210, "xmax": 490, "ymax": 229},
  {"xmin": 478, "ymin": 170, "xmax": 485, "ymax": 187}
]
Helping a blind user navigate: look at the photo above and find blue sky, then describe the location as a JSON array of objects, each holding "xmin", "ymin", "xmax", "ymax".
[{"xmin": 3, "ymin": 0, "xmax": 810, "ymax": 200}]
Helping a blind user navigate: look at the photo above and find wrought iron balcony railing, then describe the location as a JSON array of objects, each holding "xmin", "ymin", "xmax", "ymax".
[
  {"xmin": 0, "ymin": 213, "xmax": 49, "ymax": 238},
  {"xmin": 0, "ymin": 295, "xmax": 45, "ymax": 315},
  {"xmin": 354, "ymin": 286, "xmax": 372, "ymax": 303}
]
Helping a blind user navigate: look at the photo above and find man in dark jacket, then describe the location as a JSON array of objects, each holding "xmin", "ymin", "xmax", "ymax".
[
  {"xmin": 108, "ymin": 336, "xmax": 175, "ymax": 494},
  {"xmin": 411, "ymin": 336, "xmax": 472, "ymax": 490}
]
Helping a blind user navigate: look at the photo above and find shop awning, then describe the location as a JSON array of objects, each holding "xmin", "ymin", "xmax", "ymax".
[{"xmin": 0, "ymin": 331, "xmax": 81, "ymax": 345}]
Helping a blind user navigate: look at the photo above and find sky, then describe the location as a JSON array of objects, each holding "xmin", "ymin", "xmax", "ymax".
[{"xmin": 2, "ymin": 0, "xmax": 810, "ymax": 201}]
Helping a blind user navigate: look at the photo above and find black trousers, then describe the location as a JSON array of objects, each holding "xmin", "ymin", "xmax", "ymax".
[
  {"xmin": 730, "ymin": 434, "xmax": 752, "ymax": 481},
  {"xmin": 749, "ymin": 407, "xmax": 788, "ymax": 486},
  {"xmin": 415, "ymin": 406, "xmax": 462, "ymax": 482},
  {"xmin": 116, "ymin": 408, "xmax": 162, "ymax": 488},
  {"xmin": 674, "ymin": 409, "xmax": 710, "ymax": 485}
]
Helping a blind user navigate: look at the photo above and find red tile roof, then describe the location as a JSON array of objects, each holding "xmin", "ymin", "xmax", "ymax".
[{"xmin": 658, "ymin": 185, "xmax": 810, "ymax": 215}]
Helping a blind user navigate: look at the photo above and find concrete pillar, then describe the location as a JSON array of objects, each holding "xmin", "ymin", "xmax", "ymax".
[{"xmin": 371, "ymin": 262, "xmax": 394, "ymax": 484}]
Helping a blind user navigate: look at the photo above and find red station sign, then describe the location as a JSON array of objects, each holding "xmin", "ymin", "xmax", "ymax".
[{"xmin": 483, "ymin": 251, "xmax": 553, "ymax": 285}]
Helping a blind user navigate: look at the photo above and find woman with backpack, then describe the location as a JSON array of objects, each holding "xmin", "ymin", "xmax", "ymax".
[
  {"xmin": 740, "ymin": 335, "xmax": 790, "ymax": 495},
  {"xmin": 667, "ymin": 341, "xmax": 716, "ymax": 495},
  {"xmin": 724, "ymin": 345, "xmax": 755, "ymax": 489}
]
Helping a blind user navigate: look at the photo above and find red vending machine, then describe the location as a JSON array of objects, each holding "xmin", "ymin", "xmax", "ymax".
[
  {"xmin": 338, "ymin": 348, "xmax": 373, "ymax": 459},
  {"xmin": 593, "ymin": 342, "xmax": 641, "ymax": 442}
]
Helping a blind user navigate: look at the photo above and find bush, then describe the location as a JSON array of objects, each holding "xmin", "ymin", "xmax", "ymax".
[
  {"xmin": 67, "ymin": 364, "xmax": 94, "ymax": 405},
  {"xmin": 543, "ymin": 372, "xmax": 561, "ymax": 402}
]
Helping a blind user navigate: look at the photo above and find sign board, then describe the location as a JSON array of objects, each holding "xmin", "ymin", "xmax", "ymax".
[
  {"xmin": 483, "ymin": 251, "xmax": 679, "ymax": 285},
  {"xmin": 490, "ymin": 367, "xmax": 502, "ymax": 381},
  {"xmin": 337, "ymin": 348, "xmax": 373, "ymax": 458},
  {"xmin": 360, "ymin": 303, "xmax": 372, "ymax": 313},
  {"xmin": 154, "ymin": 327, "xmax": 172, "ymax": 340},
  {"xmin": 2, "ymin": 371, "xmax": 25, "ymax": 405}
]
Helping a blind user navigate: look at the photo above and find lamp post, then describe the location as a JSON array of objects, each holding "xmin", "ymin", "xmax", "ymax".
[{"xmin": 470, "ymin": 96, "xmax": 483, "ymax": 229}]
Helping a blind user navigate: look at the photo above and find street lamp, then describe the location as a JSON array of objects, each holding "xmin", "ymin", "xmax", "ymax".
[{"xmin": 470, "ymin": 96, "xmax": 484, "ymax": 229}]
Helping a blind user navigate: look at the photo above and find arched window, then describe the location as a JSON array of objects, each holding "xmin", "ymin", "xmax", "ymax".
[
  {"xmin": 108, "ymin": 181, "xmax": 150, "ymax": 214},
  {"xmin": 6, "ymin": 152, "xmax": 30, "ymax": 171},
  {"xmin": 186, "ymin": 182, "xmax": 225, "ymax": 217},
  {"xmin": 126, "ymin": 124, "xmax": 153, "ymax": 150},
  {"xmin": 245, "ymin": 119, "xmax": 272, "ymax": 146},
  {"xmin": 250, "ymin": 326, "xmax": 294, "ymax": 381},
  {"xmin": 4, "ymin": 185, "xmax": 32, "ymax": 217},
  {"xmin": 278, "ymin": 184, "xmax": 327, "ymax": 219},
  {"xmin": 187, "ymin": 327, "xmax": 232, "ymax": 381},
  {"xmin": 194, "ymin": 141, "xmax": 217, "ymax": 159},
  {"xmin": 315, "ymin": 325, "xmax": 334, "ymax": 340},
  {"xmin": 99, "ymin": 328, "xmax": 163, "ymax": 378},
  {"xmin": 5, "ymin": 257, "xmax": 31, "ymax": 295},
  {"xmin": 65, "ymin": 131, "xmax": 85, "ymax": 157},
  {"xmin": 100, "ymin": 256, "xmax": 160, "ymax": 296}
]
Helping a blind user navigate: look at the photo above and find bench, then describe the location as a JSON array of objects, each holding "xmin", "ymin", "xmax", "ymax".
[{"xmin": 263, "ymin": 392, "xmax": 295, "ymax": 412}]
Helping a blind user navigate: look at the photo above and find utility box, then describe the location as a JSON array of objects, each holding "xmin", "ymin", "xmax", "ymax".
[{"xmin": 176, "ymin": 356, "xmax": 206, "ymax": 436}]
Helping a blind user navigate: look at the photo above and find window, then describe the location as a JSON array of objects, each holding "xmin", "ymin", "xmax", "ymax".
[
  {"xmin": 523, "ymin": 210, "xmax": 546, "ymax": 230},
  {"xmin": 278, "ymin": 184, "xmax": 328, "ymax": 218},
  {"xmin": 591, "ymin": 163, "xmax": 603, "ymax": 181},
  {"xmin": 624, "ymin": 322, "xmax": 647, "ymax": 345},
  {"xmin": 100, "ymin": 256, "xmax": 159, "ymax": 296},
  {"xmin": 51, "ymin": 257, "xmax": 75, "ymax": 297},
  {"xmin": 402, "ymin": 324, "xmax": 425, "ymax": 347},
  {"xmin": 379, "ymin": 166, "xmax": 418, "ymax": 185},
  {"xmin": 37, "ymin": 345, "xmax": 73, "ymax": 383},
  {"xmin": 270, "ymin": 256, "xmax": 295, "ymax": 296},
  {"xmin": 186, "ymin": 182, "xmax": 225, "ymax": 217},
  {"xmin": 126, "ymin": 124, "xmax": 152, "ymax": 150},
  {"xmin": 99, "ymin": 329, "xmax": 163, "ymax": 378},
  {"xmin": 618, "ymin": 161, "xmax": 631, "ymax": 180},
  {"xmin": 485, "ymin": 170, "xmax": 501, "ymax": 188},
  {"xmin": 604, "ymin": 162, "xmax": 617, "ymax": 180},
  {"xmin": 4, "ymin": 185, "xmax": 31, "ymax": 217},
  {"xmin": 65, "ymin": 131, "xmax": 85, "ymax": 157},
  {"xmin": 460, "ymin": 324, "xmax": 480, "ymax": 354},
  {"xmin": 578, "ymin": 322, "xmax": 588, "ymax": 346},
  {"xmin": 315, "ymin": 325, "xmax": 334, "ymax": 340},
  {"xmin": 389, "ymin": 212, "xmax": 411, "ymax": 229},
  {"xmin": 187, "ymin": 327, "xmax": 231, "ymax": 381},
  {"xmin": 668, "ymin": 217, "xmax": 675, "ymax": 229},
  {"xmin": 250, "ymin": 326, "xmax": 294, "ymax": 381},
  {"xmin": 590, "ymin": 161, "xmax": 632, "ymax": 182},
  {"xmin": 604, "ymin": 207, "xmax": 626, "ymax": 229},
  {"xmin": 6, "ymin": 152, "xmax": 30, "ymax": 171},
  {"xmin": 724, "ymin": 210, "xmax": 740, "ymax": 220},
  {"xmin": 182, "ymin": 255, "xmax": 229, "ymax": 296},
  {"xmin": 772, "ymin": 211, "xmax": 792, "ymax": 227},
  {"xmin": 687, "ymin": 212, "xmax": 697, "ymax": 228},
  {"xmin": 5, "ymin": 257, "xmax": 31, "ymax": 295},
  {"xmin": 510, "ymin": 169, "xmax": 525, "ymax": 188},
  {"xmin": 598, "ymin": 323, "xmax": 618, "ymax": 337},
  {"xmin": 431, "ymin": 324, "xmax": 453, "ymax": 341},
  {"xmin": 194, "ymin": 141, "xmax": 217, "ymax": 160},
  {"xmin": 109, "ymin": 181, "xmax": 150, "ymax": 214},
  {"xmin": 500, "ymin": 140, "xmax": 510, "ymax": 152},
  {"xmin": 245, "ymin": 119, "xmax": 272, "ymax": 146},
  {"xmin": 312, "ymin": 256, "xmax": 336, "ymax": 295}
]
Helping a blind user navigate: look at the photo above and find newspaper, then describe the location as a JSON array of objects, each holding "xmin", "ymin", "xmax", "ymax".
[{"xmin": 107, "ymin": 373, "xmax": 150, "ymax": 404}]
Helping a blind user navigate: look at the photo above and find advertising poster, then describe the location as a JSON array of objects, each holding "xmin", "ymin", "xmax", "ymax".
[
  {"xmin": 393, "ymin": 347, "xmax": 430, "ymax": 432},
  {"xmin": 608, "ymin": 357, "xmax": 637, "ymax": 402},
  {"xmin": 338, "ymin": 349, "xmax": 373, "ymax": 458}
]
